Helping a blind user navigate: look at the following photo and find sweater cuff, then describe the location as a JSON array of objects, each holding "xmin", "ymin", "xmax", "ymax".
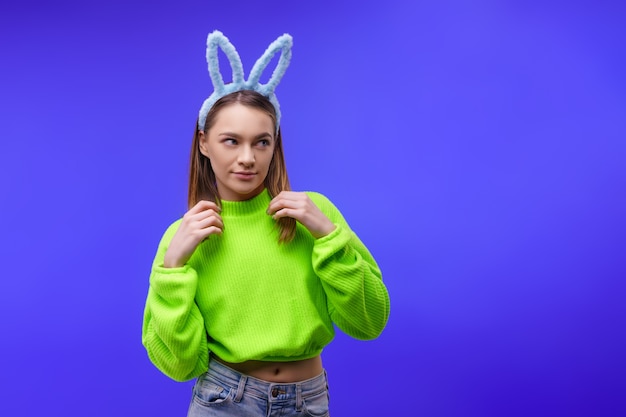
[
  {"xmin": 313, "ymin": 224, "xmax": 351, "ymax": 254},
  {"xmin": 150, "ymin": 264, "xmax": 198, "ymax": 295}
]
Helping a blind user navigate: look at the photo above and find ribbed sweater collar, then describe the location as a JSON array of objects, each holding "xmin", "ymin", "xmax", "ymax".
[{"xmin": 220, "ymin": 188, "xmax": 271, "ymax": 217}]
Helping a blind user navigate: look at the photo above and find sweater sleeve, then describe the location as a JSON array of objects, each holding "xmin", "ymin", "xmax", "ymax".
[
  {"xmin": 141, "ymin": 221, "xmax": 209, "ymax": 382},
  {"xmin": 308, "ymin": 193, "xmax": 390, "ymax": 340}
]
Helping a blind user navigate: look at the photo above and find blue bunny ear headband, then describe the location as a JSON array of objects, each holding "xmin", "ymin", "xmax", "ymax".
[{"xmin": 197, "ymin": 30, "xmax": 293, "ymax": 132}]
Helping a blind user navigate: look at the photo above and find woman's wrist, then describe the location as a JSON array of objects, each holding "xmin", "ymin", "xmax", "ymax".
[{"xmin": 163, "ymin": 250, "xmax": 184, "ymax": 268}]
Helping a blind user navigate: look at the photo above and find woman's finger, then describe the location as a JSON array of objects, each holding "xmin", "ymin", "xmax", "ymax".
[
  {"xmin": 268, "ymin": 192, "xmax": 307, "ymax": 214},
  {"xmin": 188, "ymin": 200, "xmax": 221, "ymax": 215},
  {"xmin": 196, "ymin": 214, "xmax": 224, "ymax": 231}
]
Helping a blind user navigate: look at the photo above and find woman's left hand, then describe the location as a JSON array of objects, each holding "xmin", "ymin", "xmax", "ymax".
[{"xmin": 268, "ymin": 191, "xmax": 336, "ymax": 239}]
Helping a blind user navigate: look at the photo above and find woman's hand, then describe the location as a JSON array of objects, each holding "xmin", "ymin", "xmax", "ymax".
[
  {"xmin": 267, "ymin": 191, "xmax": 336, "ymax": 239},
  {"xmin": 163, "ymin": 201, "xmax": 224, "ymax": 268}
]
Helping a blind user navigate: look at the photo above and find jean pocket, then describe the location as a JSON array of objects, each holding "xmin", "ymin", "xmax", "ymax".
[
  {"xmin": 192, "ymin": 375, "xmax": 232, "ymax": 407},
  {"xmin": 303, "ymin": 389, "xmax": 330, "ymax": 417}
]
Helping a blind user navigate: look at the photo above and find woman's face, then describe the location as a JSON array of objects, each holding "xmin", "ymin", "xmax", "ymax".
[{"xmin": 199, "ymin": 103, "xmax": 275, "ymax": 201}]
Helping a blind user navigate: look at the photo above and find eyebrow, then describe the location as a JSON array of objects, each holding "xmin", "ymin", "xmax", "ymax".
[{"xmin": 218, "ymin": 132, "xmax": 273, "ymax": 140}]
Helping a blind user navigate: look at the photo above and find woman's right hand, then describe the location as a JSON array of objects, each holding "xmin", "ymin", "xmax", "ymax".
[{"xmin": 163, "ymin": 201, "xmax": 224, "ymax": 268}]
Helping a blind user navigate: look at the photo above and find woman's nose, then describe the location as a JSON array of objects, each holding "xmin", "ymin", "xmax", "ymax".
[{"xmin": 237, "ymin": 145, "xmax": 255, "ymax": 165}]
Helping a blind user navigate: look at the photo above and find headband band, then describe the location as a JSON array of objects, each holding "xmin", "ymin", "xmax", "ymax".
[{"xmin": 197, "ymin": 30, "xmax": 293, "ymax": 132}]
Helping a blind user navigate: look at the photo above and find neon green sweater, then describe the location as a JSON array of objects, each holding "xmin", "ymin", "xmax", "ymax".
[{"xmin": 142, "ymin": 189, "xmax": 390, "ymax": 381}]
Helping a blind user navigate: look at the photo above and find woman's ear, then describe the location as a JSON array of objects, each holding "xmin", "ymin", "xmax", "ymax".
[{"xmin": 198, "ymin": 131, "xmax": 210, "ymax": 158}]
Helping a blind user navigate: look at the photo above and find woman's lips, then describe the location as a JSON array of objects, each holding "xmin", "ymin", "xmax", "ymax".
[{"xmin": 233, "ymin": 172, "xmax": 256, "ymax": 180}]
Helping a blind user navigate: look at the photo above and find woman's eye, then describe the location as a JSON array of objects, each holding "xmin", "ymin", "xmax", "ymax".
[
  {"xmin": 258, "ymin": 139, "xmax": 270, "ymax": 147},
  {"xmin": 224, "ymin": 138, "xmax": 237, "ymax": 145}
]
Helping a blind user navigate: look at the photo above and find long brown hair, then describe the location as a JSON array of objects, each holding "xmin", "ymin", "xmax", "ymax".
[{"xmin": 188, "ymin": 90, "xmax": 296, "ymax": 243}]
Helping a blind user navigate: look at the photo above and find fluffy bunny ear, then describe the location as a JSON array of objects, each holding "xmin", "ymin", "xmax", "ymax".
[
  {"xmin": 198, "ymin": 31, "xmax": 246, "ymax": 130},
  {"xmin": 206, "ymin": 30, "xmax": 245, "ymax": 94},
  {"xmin": 247, "ymin": 34, "xmax": 293, "ymax": 95}
]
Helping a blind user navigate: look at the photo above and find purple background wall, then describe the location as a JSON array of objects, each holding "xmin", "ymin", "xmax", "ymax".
[{"xmin": 1, "ymin": 1, "xmax": 625, "ymax": 416}]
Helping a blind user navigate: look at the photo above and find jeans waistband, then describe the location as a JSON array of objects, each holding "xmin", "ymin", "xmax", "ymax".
[{"xmin": 205, "ymin": 357, "xmax": 328, "ymax": 404}]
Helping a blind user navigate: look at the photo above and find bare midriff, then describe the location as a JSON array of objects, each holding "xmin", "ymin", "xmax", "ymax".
[{"xmin": 212, "ymin": 354, "xmax": 323, "ymax": 383}]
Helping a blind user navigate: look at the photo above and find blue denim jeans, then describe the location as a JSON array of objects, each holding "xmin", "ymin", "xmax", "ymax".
[{"xmin": 187, "ymin": 357, "xmax": 330, "ymax": 417}]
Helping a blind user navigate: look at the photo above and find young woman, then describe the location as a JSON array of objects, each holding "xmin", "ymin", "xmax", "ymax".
[{"xmin": 142, "ymin": 31, "xmax": 390, "ymax": 417}]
